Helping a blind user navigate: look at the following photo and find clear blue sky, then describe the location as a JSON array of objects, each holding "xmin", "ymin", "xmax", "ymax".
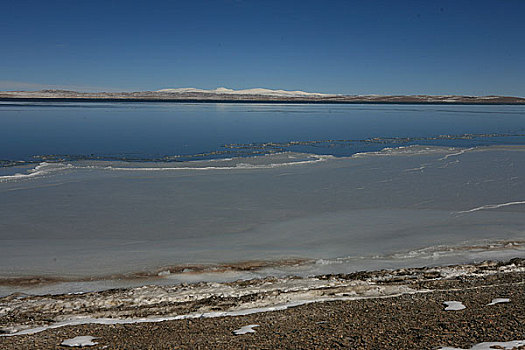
[{"xmin": 1, "ymin": 0, "xmax": 524, "ymax": 95}]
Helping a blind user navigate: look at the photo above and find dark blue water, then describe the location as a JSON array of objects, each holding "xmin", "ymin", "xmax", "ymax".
[{"xmin": 1, "ymin": 102, "xmax": 525, "ymax": 163}]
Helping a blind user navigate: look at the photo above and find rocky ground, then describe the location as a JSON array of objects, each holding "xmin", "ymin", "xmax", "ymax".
[{"xmin": 1, "ymin": 260, "xmax": 524, "ymax": 349}]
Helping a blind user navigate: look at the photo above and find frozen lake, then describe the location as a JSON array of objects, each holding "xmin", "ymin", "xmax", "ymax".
[{"xmin": 1, "ymin": 103, "xmax": 524, "ymax": 295}]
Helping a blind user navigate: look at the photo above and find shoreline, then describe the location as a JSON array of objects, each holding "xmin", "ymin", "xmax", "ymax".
[
  {"xmin": 0, "ymin": 238, "xmax": 523, "ymax": 297},
  {"xmin": 2, "ymin": 97, "xmax": 525, "ymax": 105},
  {"xmin": 1, "ymin": 258, "xmax": 524, "ymax": 349},
  {"xmin": 2, "ymin": 90, "xmax": 525, "ymax": 104}
]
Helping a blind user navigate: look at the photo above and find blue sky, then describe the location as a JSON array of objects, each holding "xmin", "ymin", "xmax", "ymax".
[{"xmin": 1, "ymin": 0, "xmax": 524, "ymax": 95}]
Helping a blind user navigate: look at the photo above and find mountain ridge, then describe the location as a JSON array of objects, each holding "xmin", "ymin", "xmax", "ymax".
[
  {"xmin": 155, "ymin": 87, "xmax": 335, "ymax": 97},
  {"xmin": 1, "ymin": 88, "xmax": 524, "ymax": 104}
]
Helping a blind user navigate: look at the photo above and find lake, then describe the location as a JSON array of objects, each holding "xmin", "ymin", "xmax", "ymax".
[
  {"xmin": 1, "ymin": 102, "xmax": 525, "ymax": 164},
  {"xmin": 1, "ymin": 102, "xmax": 524, "ymax": 295}
]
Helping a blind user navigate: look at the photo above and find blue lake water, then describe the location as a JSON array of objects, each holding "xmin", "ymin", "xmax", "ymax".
[{"xmin": 1, "ymin": 102, "xmax": 525, "ymax": 163}]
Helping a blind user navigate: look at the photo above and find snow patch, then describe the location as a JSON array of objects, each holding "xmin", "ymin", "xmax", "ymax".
[
  {"xmin": 487, "ymin": 298, "xmax": 510, "ymax": 305},
  {"xmin": 61, "ymin": 336, "xmax": 98, "ymax": 347},
  {"xmin": 444, "ymin": 301, "xmax": 466, "ymax": 311},
  {"xmin": 233, "ymin": 324, "xmax": 259, "ymax": 335},
  {"xmin": 438, "ymin": 340, "xmax": 525, "ymax": 350}
]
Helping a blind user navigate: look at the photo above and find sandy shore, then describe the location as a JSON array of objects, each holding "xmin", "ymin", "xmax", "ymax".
[{"xmin": 1, "ymin": 259, "xmax": 524, "ymax": 349}]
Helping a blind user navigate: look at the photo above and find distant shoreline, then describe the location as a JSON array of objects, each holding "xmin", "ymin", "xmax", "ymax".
[
  {"xmin": 2, "ymin": 97, "xmax": 525, "ymax": 105},
  {"xmin": 2, "ymin": 89, "xmax": 525, "ymax": 105}
]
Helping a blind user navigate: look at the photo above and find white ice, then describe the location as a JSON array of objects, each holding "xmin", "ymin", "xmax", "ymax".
[
  {"xmin": 439, "ymin": 147, "xmax": 475, "ymax": 160},
  {"xmin": 233, "ymin": 324, "xmax": 259, "ymax": 335},
  {"xmin": 1, "ymin": 300, "xmax": 325, "ymax": 336},
  {"xmin": 438, "ymin": 340, "xmax": 525, "ymax": 350},
  {"xmin": 487, "ymin": 298, "xmax": 510, "ymax": 305},
  {"xmin": 2, "ymin": 146, "xmax": 525, "ymax": 293},
  {"xmin": 60, "ymin": 336, "xmax": 97, "ymax": 347},
  {"xmin": 443, "ymin": 301, "xmax": 466, "ymax": 311},
  {"xmin": 457, "ymin": 201, "xmax": 525, "ymax": 214},
  {"xmin": 2, "ymin": 285, "xmax": 424, "ymax": 337}
]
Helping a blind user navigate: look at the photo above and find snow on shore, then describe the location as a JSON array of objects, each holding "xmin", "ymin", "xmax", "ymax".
[
  {"xmin": 439, "ymin": 340, "xmax": 525, "ymax": 350},
  {"xmin": 233, "ymin": 324, "xmax": 259, "ymax": 335},
  {"xmin": 61, "ymin": 336, "xmax": 97, "ymax": 347}
]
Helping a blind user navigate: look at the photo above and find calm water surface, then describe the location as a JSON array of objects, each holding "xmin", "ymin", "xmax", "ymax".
[{"xmin": 1, "ymin": 102, "xmax": 525, "ymax": 162}]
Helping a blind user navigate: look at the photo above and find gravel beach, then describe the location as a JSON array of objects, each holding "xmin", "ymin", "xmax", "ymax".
[{"xmin": 2, "ymin": 260, "xmax": 524, "ymax": 349}]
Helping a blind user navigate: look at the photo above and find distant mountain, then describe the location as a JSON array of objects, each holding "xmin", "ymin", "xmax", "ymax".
[
  {"xmin": 156, "ymin": 87, "xmax": 335, "ymax": 97},
  {"xmin": 1, "ymin": 88, "xmax": 524, "ymax": 104}
]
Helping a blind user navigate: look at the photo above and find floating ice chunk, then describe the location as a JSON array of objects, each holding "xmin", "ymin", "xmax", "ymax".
[
  {"xmin": 443, "ymin": 301, "xmax": 466, "ymax": 311},
  {"xmin": 61, "ymin": 336, "xmax": 98, "ymax": 347},
  {"xmin": 438, "ymin": 340, "xmax": 525, "ymax": 349},
  {"xmin": 233, "ymin": 324, "xmax": 259, "ymax": 335},
  {"xmin": 487, "ymin": 298, "xmax": 510, "ymax": 305}
]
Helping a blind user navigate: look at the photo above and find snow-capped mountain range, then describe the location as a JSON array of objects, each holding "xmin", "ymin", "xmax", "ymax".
[
  {"xmin": 156, "ymin": 87, "xmax": 335, "ymax": 97},
  {"xmin": 1, "ymin": 88, "xmax": 524, "ymax": 104}
]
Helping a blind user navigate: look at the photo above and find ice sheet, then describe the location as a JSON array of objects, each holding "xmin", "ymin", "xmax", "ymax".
[{"xmin": 1, "ymin": 146, "xmax": 524, "ymax": 292}]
